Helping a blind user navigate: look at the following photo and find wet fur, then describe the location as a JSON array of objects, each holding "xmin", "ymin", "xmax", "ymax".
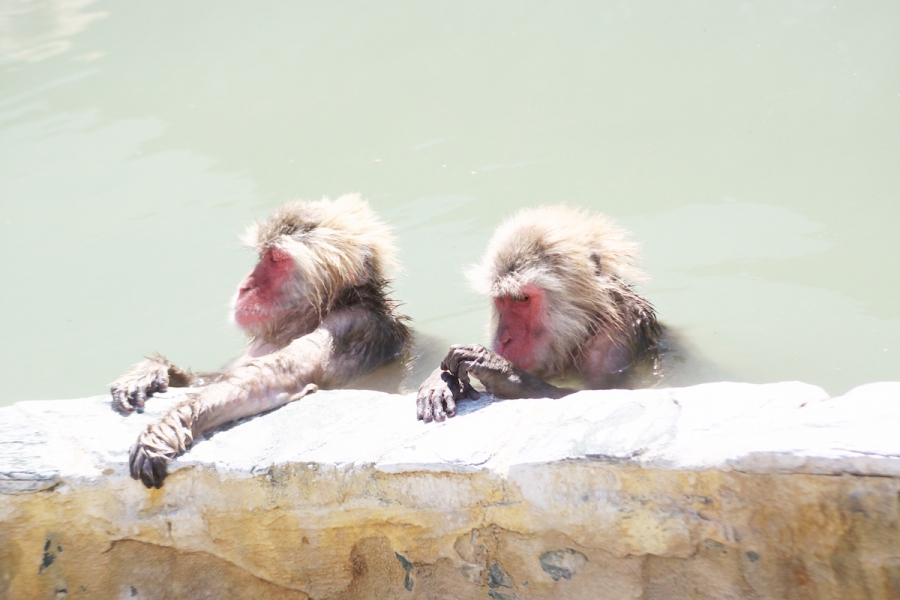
[
  {"xmin": 468, "ymin": 205, "xmax": 660, "ymax": 379},
  {"xmin": 116, "ymin": 194, "xmax": 411, "ymax": 487},
  {"xmin": 237, "ymin": 194, "xmax": 404, "ymax": 348},
  {"xmin": 416, "ymin": 205, "xmax": 664, "ymax": 422},
  {"xmin": 236, "ymin": 193, "xmax": 411, "ymax": 382}
]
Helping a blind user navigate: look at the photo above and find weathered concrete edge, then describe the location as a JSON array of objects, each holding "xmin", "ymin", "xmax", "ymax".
[{"xmin": 1, "ymin": 380, "xmax": 899, "ymax": 494}]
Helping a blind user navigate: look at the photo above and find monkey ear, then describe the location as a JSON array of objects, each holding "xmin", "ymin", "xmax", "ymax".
[{"xmin": 590, "ymin": 250, "xmax": 603, "ymax": 275}]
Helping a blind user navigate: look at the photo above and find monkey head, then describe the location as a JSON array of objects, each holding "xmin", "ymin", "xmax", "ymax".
[
  {"xmin": 231, "ymin": 194, "xmax": 398, "ymax": 345},
  {"xmin": 467, "ymin": 205, "xmax": 646, "ymax": 378}
]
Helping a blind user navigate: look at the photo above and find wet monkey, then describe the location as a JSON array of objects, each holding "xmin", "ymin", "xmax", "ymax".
[
  {"xmin": 112, "ymin": 195, "xmax": 411, "ymax": 487},
  {"xmin": 417, "ymin": 205, "xmax": 662, "ymax": 422}
]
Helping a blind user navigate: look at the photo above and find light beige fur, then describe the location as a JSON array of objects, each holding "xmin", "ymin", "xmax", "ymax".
[
  {"xmin": 468, "ymin": 205, "xmax": 649, "ymax": 377},
  {"xmin": 238, "ymin": 193, "xmax": 400, "ymax": 346},
  {"xmin": 118, "ymin": 194, "xmax": 411, "ymax": 487}
]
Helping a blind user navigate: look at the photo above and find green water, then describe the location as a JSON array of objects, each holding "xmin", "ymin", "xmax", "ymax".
[{"xmin": 1, "ymin": 0, "xmax": 898, "ymax": 405}]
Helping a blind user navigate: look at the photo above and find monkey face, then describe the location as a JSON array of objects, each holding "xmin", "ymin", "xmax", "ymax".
[
  {"xmin": 491, "ymin": 284, "xmax": 550, "ymax": 372},
  {"xmin": 231, "ymin": 246, "xmax": 295, "ymax": 331}
]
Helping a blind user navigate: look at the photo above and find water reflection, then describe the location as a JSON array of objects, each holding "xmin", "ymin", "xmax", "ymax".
[
  {"xmin": 625, "ymin": 202, "xmax": 896, "ymax": 389},
  {"xmin": 0, "ymin": 108, "xmax": 259, "ymax": 402},
  {"xmin": 625, "ymin": 201, "xmax": 832, "ymax": 270},
  {"xmin": 0, "ymin": 0, "xmax": 106, "ymax": 63}
]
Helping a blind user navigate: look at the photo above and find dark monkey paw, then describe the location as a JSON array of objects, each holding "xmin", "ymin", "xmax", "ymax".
[
  {"xmin": 442, "ymin": 344, "xmax": 513, "ymax": 386},
  {"xmin": 111, "ymin": 356, "xmax": 171, "ymax": 414},
  {"xmin": 416, "ymin": 369, "xmax": 479, "ymax": 423},
  {"xmin": 129, "ymin": 402, "xmax": 195, "ymax": 488}
]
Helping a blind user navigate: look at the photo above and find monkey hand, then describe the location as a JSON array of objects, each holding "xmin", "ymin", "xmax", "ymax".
[
  {"xmin": 111, "ymin": 355, "xmax": 174, "ymax": 414},
  {"xmin": 416, "ymin": 368, "xmax": 479, "ymax": 423},
  {"xmin": 442, "ymin": 344, "xmax": 533, "ymax": 400},
  {"xmin": 129, "ymin": 400, "xmax": 197, "ymax": 488}
]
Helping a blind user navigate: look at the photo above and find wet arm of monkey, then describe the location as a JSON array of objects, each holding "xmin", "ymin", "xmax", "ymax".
[
  {"xmin": 128, "ymin": 309, "xmax": 379, "ymax": 488},
  {"xmin": 416, "ymin": 344, "xmax": 576, "ymax": 422},
  {"xmin": 110, "ymin": 355, "xmax": 223, "ymax": 414},
  {"xmin": 442, "ymin": 344, "xmax": 575, "ymax": 401}
]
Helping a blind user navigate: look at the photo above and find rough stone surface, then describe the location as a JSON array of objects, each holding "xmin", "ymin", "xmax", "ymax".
[{"xmin": 2, "ymin": 381, "xmax": 900, "ymax": 599}]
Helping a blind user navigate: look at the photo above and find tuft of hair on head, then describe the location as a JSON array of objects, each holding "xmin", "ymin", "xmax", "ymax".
[
  {"xmin": 241, "ymin": 194, "xmax": 398, "ymax": 309},
  {"xmin": 468, "ymin": 204, "xmax": 648, "ymax": 375}
]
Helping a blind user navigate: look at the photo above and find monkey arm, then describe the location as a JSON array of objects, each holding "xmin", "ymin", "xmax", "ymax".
[
  {"xmin": 110, "ymin": 355, "xmax": 219, "ymax": 414},
  {"xmin": 128, "ymin": 307, "xmax": 400, "ymax": 488},
  {"xmin": 442, "ymin": 344, "xmax": 574, "ymax": 401},
  {"xmin": 128, "ymin": 329, "xmax": 329, "ymax": 488}
]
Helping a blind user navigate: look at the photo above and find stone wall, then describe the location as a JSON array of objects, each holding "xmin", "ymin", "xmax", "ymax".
[{"xmin": 2, "ymin": 381, "xmax": 900, "ymax": 599}]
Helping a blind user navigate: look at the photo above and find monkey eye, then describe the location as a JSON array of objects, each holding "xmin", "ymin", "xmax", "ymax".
[
  {"xmin": 269, "ymin": 248, "xmax": 290, "ymax": 262},
  {"xmin": 515, "ymin": 295, "xmax": 530, "ymax": 303}
]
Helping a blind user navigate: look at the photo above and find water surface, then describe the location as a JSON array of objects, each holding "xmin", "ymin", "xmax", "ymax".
[{"xmin": 1, "ymin": 1, "xmax": 898, "ymax": 404}]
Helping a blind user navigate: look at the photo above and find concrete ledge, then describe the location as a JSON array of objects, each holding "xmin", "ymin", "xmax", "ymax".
[{"xmin": 2, "ymin": 381, "xmax": 900, "ymax": 599}]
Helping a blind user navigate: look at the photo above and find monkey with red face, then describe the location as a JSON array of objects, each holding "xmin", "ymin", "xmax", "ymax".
[
  {"xmin": 416, "ymin": 205, "xmax": 661, "ymax": 422},
  {"xmin": 111, "ymin": 195, "xmax": 410, "ymax": 487}
]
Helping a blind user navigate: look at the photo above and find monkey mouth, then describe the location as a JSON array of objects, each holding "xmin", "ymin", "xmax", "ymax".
[{"xmin": 233, "ymin": 306, "xmax": 270, "ymax": 328}]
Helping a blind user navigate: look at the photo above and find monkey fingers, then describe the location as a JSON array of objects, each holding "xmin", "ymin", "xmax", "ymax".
[
  {"xmin": 129, "ymin": 439, "xmax": 171, "ymax": 489},
  {"xmin": 424, "ymin": 393, "xmax": 441, "ymax": 422},
  {"xmin": 110, "ymin": 357, "xmax": 171, "ymax": 414},
  {"xmin": 441, "ymin": 344, "xmax": 471, "ymax": 375},
  {"xmin": 416, "ymin": 393, "xmax": 432, "ymax": 422},
  {"xmin": 288, "ymin": 383, "xmax": 319, "ymax": 402},
  {"xmin": 110, "ymin": 386, "xmax": 134, "ymax": 414},
  {"xmin": 459, "ymin": 377, "xmax": 480, "ymax": 401},
  {"xmin": 417, "ymin": 383, "xmax": 453, "ymax": 423},
  {"xmin": 416, "ymin": 369, "xmax": 467, "ymax": 422},
  {"xmin": 434, "ymin": 380, "xmax": 457, "ymax": 422},
  {"xmin": 442, "ymin": 344, "xmax": 502, "ymax": 382},
  {"xmin": 433, "ymin": 389, "xmax": 454, "ymax": 422},
  {"xmin": 454, "ymin": 360, "xmax": 493, "ymax": 394},
  {"xmin": 446, "ymin": 346, "xmax": 533, "ymax": 399},
  {"xmin": 112, "ymin": 379, "xmax": 160, "ymax": 414},
  {"xmin": 129, "ymin": 401, "xmax": 197, "ymax": 488}
]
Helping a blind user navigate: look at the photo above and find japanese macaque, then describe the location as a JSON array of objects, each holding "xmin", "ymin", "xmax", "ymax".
[
  {"xmin": 417, "ymin": 205, "xmax": 661, "ymax": 422},
  {"xmin": 111, "ymin": 195, "xmax": 411, "ymax": 487}
]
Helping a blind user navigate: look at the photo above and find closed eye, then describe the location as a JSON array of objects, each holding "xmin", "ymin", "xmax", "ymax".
[{"xmin": 269, "ymin": 248, "xmax": 290, "ymax": 262}]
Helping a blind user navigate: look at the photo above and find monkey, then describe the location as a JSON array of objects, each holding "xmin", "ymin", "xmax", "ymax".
[
  {"xmin": 416, "ymin": 205, "xmax": 662, "ymax": 422},
  {"xmin": 111, "ymin": 194, "xmax": 411, "ymax": 487}
]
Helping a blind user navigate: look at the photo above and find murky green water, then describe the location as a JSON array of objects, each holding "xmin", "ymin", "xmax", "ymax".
[{"xmin": 1, "ymin": 0, "xmax": 898, "ymax": 405}]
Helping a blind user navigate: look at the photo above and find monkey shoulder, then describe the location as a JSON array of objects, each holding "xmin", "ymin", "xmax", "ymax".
[
  {"xmin": 578, "ymin": 333, "xmax": 634, "ymax": 383},
  {"xmin": 316, "ymin": 289, "xmax": 410, "ymax": 382},
  {"xmin": 329, "ymin": 283, "xmax": 410, "ymax": 346},
  {"xmin": 577, "ymin": 319, "xmax": 664, "ymax": 391},
  {"xmin": 324, "ymin": 305, "xmax": 406, "ymax": 352},
  {"xmin": 615, "ymin": 289, "xmax": 662, "ymax": 348}
]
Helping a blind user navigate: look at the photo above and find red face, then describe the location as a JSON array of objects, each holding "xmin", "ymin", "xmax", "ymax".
[
  {"xmin": 492, "ymin": 284, "xmax": 546, "ymax": 372},
  {"xmin": 232, "ymin": 247, "xmax": 294, "ymax": 331}
]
